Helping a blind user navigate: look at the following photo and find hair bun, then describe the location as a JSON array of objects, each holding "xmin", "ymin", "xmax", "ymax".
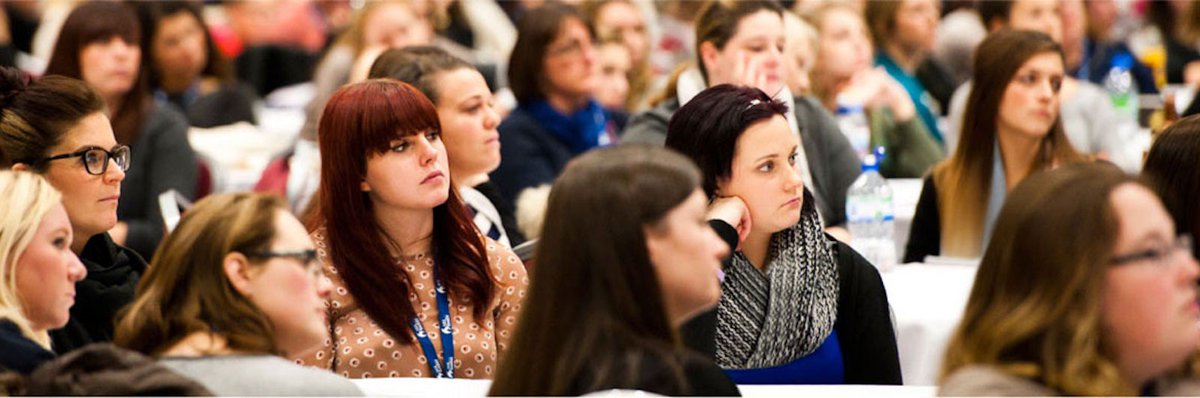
[{"xmin": 0, "ymin": 67, "xmax": 33, "ymax": 109}]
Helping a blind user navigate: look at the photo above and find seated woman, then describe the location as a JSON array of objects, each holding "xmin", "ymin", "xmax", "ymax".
[
  {"xmin": 45, "ymin": 1, "xmax": 198, "ymax": 260},
  {"xmin": 939, "ymin": 162, "xmax": 1200, "ymax": 395},
  {"xmin": 806, "ymin": 2, "xmax": 944, "ymax": 178},
  {"xmin": 904, "ymin": 29, "xmax": 1082, "ymax": 263},
  {"xmin": 367, "ymin": 46, "xmax": 524, "ymax": 247},
  {"xmin": 491, "ymin": 2, "xmax": 622, "ymax": 233},
  {"xmin": 0, "ymin": 67, "xmax": 145, "ymax": 353},
  {"xmin": 134, "ymin": 1, "xmax": 257, "ymax": 128},
  {"xmin": 0, "ymin": 172, "xmax": 87, "ymax": 373},
  {"xmin": 297, "ymin": 79, "xmax": 528, "ymax": 379},
  {"xmin": 665, "ymin": 84, "xmax": 901, "ymax": 384},
  {"xmin": 114, "ymin": 193, "xmax": 360, "ymax": 396},
  {"xmin": 489, "ymin": 145, "xmax": 740, "ymax": 396},
  {"xmin": 1143, "ymin": 114, "xmax": 1200, "ymax": 259}
]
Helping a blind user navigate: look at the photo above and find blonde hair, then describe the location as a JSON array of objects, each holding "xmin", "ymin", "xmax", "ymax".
[{"xmin": 0, "ymin": 171, "xmax": 63, "ymax": 349}]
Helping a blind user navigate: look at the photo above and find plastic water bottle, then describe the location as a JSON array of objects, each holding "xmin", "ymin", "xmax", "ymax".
[
  {"xmin": 836, "ymin": 103, "xmax": 871, "ymax": 160},
  {"xmin": 1104, "ymin": 53, "xmax": 1139, "ymax": 119},
  {"xmin": 846, "ymin": 152, "xmax": 896, "ymax": 272}
]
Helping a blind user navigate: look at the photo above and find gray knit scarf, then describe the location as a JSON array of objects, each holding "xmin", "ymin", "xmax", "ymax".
[{"xmin": 714, "ymin": 189, "xmax": 840, "ymax": 369}]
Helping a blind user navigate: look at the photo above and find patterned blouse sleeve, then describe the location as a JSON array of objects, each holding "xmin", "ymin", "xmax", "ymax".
[{"xmin": 488, "ymin": 241, "xmax": 529, "ymax": 358}]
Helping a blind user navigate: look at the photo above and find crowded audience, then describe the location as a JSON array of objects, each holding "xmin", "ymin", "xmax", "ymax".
[{"xmin": 1, "ymin": 0, "xmax": 1199, "ymax": 396}]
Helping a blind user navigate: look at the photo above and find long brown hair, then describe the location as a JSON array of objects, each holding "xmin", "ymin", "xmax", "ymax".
[
  {"xmin": 940, "ymin": 162, "xmax": 1199, "ymax": 395},
  {"xmin": 45, "ymin": 1, "xmax": 150, "ymax": 146},
  {"xmin": 115, "ymin": 193, "xmax": 285, "ymax": 357},
  {"xmin": 933, "ymin": 29, "xmax": 1081, "ymax": 257},
  {"xmin": 305, "ymin": 79, "xmax": 491, "ymax": 345},
  {"xmin": 490, "ymin": 145, "xmax": 700, "ymax": 395}
]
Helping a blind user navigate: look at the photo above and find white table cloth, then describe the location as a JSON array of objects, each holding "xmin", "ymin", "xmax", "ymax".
[
  {"xmin": 349, "ymin": 377, "xmax": 937, "ymax": 397},
  {"xmin": 881, "ymin": 263, "xmax": 977, "ymax": 386}
]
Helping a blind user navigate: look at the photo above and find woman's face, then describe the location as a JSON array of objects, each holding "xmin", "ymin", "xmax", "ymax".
[
  {"xmin": 542, "ymin": 17, "xmax": 599, "ymax": 103},
  {"xmin": 594, "ymin": 1, "xmax": 648, "ymax": 65},
  {"xmin": 813, "ymin": 8, "xmax": 873, "ymax": 82},
  {"xmin": 80, "ymin": 36, "xmax": 140, "ymax": 101},
  {"xmin": 15, "ymin": 203, "xmax": 86, "ymax": 332},
  {"xmin": 716, "ymin": 115, "xmax": 803, "ymax": 236},
  {"xmin": 152, "ymin": 11, "xmax": 208, "ymax": 88},
  {"xmin": 362, "ymin": 130, "xmax": 450, "ymax": 212},
  {"xmin": 703, "ymin": 10, "xmax": 787, "ymax": 96},
  {"xmin": 1007, "ymin": 0, "xmax": 1063, "ymax": 42},
  {"xmin": 594, "ymin": 43, "xmax": 632, "ymax": 110},
  {"xmin": 241, "ymin": 210, "xmax": 332, "ymax": 357},
  {"xmin": 363, "ymin": 2, "xmax": 433, "ymax": 49},
  {"xmin": 434, "ymin": 68, "xmax": 502, "ymax": 180},
  {"xmin": 892, "ymin": 0, "xmax": 940, "ymax": 53},
  {"xmin": 37, "ymin": 112, "xmax": 125, "ymax": 242},
  {"xmin": 996, "ymin": 52, "xmax": 1063, "ymax": 140},
  {"xmin": 1102, "ymin": 184, "xmax": 1200, "ymax": 386},
  {"xmin": 645, "ymin": 190, "xmax": 729, "ymax": 326}
]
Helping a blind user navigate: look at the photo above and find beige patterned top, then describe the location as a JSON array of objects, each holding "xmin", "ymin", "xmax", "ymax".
[{"xmin": 296, "ymin": 229, "xmax": 529, "ymax": 379}]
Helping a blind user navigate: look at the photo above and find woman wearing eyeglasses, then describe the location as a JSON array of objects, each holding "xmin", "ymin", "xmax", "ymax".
[
  {"xmin": 0, "ymin": 67, "xmax": 144, "ymax": 354},
  {"xmin": 940, "ymin": 162, "xmax": 1200, "ymax": 396},
  {"xmin": 114, "ymin": 193, "xmax": 361, "ymax": 396},
  {"xmin": 45, "ymin": 1, "xmax": 198, "ymax": 261}
]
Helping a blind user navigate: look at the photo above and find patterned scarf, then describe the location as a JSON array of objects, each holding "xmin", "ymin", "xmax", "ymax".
[{"xmin": 714, "ymin": 189, "xmax": 840, "ymax": 369}]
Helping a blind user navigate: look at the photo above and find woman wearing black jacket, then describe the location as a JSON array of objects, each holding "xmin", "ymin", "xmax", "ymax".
[{"xmin": 666, "ymin": 84, "xmax": 901, "ymax": 384}]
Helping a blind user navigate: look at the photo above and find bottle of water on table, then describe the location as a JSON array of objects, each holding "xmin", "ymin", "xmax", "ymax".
[{"xmin": 846, "ymin": 150, "xmax": 896, "ymax": 272}]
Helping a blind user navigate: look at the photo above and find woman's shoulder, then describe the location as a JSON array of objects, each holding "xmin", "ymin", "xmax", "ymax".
[
  {"xmin": 0, "ymin": 319, "xmax": 55, "ymax": 373},
  {"xmin": 484, "ymin": 238, "xmax": 528, "ymax": 285},
  {"xmin": 938, "ymin": 365, "xmax": 1059, "ymax": 396},
  {"xmin": 144, "ymin": 100, "xmax": 190, "ymax": 137},
  {"xmin": 162, "ymin": 355, "xmax": 362, "ymax": 396}
]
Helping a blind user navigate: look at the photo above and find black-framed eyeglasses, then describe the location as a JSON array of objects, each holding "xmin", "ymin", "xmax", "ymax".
[
  {"xmin": 245, "ymin": 249, "xmax": 321, "ymax": 277},
  {"xmin": 1110, "ymin": 234, "xmax": 1194, "ymax": 267},
  {"xmin": 36, "ymin": 145, "xmax": 131, "ymax": 176}
]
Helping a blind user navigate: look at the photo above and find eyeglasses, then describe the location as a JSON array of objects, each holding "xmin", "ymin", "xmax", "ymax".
[
  {"xmin": 1110, "ymin": 234, "xmax": 1194, "ymax": 267},
  {"xmin": 547, "ymin": 37, "xmax": 593, "ymax": 58},
  {"xmin": 37, "ymin": 145, "xmax": 131, "ymax": 176},
  {"xmin": 246, "ymin": 249, "xmax": 322, "ymax": 278}
]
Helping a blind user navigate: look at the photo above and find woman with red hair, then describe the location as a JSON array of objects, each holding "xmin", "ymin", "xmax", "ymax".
[{"xmin": 296, "ymin": 79, "xmax": 527, "ymax": 379}]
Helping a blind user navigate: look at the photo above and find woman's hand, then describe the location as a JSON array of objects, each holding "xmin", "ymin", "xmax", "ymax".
[
  {"xmin": 843, "ymin": 68, "xmax": 917, "ymax": 122},
  {"xmin": 707, "ymin": 195, "xmax": 752, "ymax": 250}
]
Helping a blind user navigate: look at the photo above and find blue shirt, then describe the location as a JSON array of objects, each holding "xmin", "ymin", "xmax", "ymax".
[
  {"xmin": 723, "ymin": 331, "xmax": 845, "ymax": 384},
  {"xmin": 876, "ymin": 53, "xmax": 943, "ymax": 143}
]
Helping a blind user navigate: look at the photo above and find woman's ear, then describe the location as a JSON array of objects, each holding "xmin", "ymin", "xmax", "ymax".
[
  {"xmin": 699, "ymin": 41, "xmax": 720, "ymax": 80},
  {"xmin": 11, "ymin": 163, "xmax": 30, "ymax": 172},
  {"xmin": 223, "ymin": 252, "xmax": 255, "ymax": 296},
  {"xmin": 714, "ymin": 175, "xmax": 731, "ymax": 197}
]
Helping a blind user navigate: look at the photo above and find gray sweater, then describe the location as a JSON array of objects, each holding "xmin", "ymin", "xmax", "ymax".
[
  {"xmin": 940, "ymin": 365, "xmax": 1200, "ymax": 396},
  {"xmin": 118, "ymin": 101, "xmax": 197, "ymax": 260},
  {"xmin": 161, "ymin": 355, "xmax": 362, "ymax": 396},
  {"xmin": 623, "ymin": 95, "xmax": 861, "ymax": 228}
]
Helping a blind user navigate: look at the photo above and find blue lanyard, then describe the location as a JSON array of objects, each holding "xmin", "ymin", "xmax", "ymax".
[{"xmin": 409, "ymin": 265, "xmax": 455, "ymax": 378}]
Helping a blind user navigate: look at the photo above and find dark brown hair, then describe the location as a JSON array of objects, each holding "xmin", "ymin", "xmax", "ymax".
[
  {"xmin": 489, "ymin": 144, "xmax": 700, "ymax": 395},
  {"xmin": 933, "ymin": 29, "xmax": 1081, "ymax": 257},
  {"xmin": 693, "ymin": 0, "xmax": 784, "ymax": 84},
  {"xmin": 664, "ymin": 84, "xmax": 789, "ymax": 198},
  {"xmin": 367, "ymin": 46, "xmax": 472, "ymax": 105},
  {"xmin": 306, "ymin": 79, "xmax": 492, "ymax": 344},
  {"xmin": 863, "ymin": 0, "xmax": 902, "ymax": 47},
  {"xmin": 45, "ymin": 1, "xmax": 149, "ymax": 146},
  {"xmin": 508, "ymin": 1, "xmax": 592, "ymax": 105},
  {"xmin": 1143, "ymin": 114, "xmax": 1200, "ymax": 258},
  {"xmin": 114, "ymin": 193, "xmax": 286, "ymax": 357},
  {"xmin": 134, "ymin": 1, "xmax": 234, "ymax": 88},
  {"xmin": 0, "ymin": 67, "xmax": 106, "ymax": 170}
]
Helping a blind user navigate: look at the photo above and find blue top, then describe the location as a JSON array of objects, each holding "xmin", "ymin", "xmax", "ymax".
[
  {"xmin": 876, "ymin": 52, "xmax": 943, "ymax": 143},
  {"xmin": 723, "ymin": 331, "xmax": 845, "ymax": 384},
  {"xmin": 0, "ymin": 319, "xmax": 55, "ymax": 373}
]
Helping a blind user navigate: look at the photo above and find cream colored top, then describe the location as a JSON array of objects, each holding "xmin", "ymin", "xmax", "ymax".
[{"xmin": 297, "ymin": 229, "xmax": 528, "ymax": 379}]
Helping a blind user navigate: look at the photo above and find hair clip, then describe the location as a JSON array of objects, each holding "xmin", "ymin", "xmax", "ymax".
[{"xmin": 745, "ymin": 99, "xmax": 762, "ymax": 110}]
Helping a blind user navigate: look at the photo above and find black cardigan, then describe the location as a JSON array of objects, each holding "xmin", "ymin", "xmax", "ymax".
[
  {"xmin": 903, "ymin": 176, "xmax": 941, "ymax": 264},
  {"xmin": 49, "ymin": 234, "xmax": 146, "ymax": 354},
  {"xmin": 680, "ymin": 221, "xmax": 902, "ymax": 384},
  {"xmin": 0, "ymin": 320, "xmax": 54, "ymax": 374},
  {"xmin": 568, "ymin": 348, "xmax": 741, "ymax": 396}
]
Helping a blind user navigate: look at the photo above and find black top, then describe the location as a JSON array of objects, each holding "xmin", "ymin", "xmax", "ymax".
[
  {"xmin": 0, "ymin": 320, "xmax": 54, "ymax": 374},
  {"xmin": 489, "ymin": 107, "xmax": 575, "ymax": 206},
  {"xmin": 903, "ymin": 176, "xmax": 941, "ymax": 264},
  {"xmin": 568, "ymin": 348, "xmax": 741, "ymax": 396},
  {"xmin": 162, "ymin": 82, "xmax": 258, "ymax": 128},
  {"xmin": 680, "ymin": 221, "xmax": 903, "ymax": 385},
  {"xmin": 473, "ymin": 180, "xmax": 526, "ymax": 246},
  {"xmin": 118, "ymin": 101, "xmax": 197, "ymax": 260},
  {"xmin": 49, "ymin": 234, "xmax": 146, "ymax": 354}
]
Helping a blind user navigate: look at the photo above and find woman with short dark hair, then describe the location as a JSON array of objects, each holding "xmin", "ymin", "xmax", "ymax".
[{"xmin": 1143, "ymin": 114, "xmax": 1200, "ymax": 259}]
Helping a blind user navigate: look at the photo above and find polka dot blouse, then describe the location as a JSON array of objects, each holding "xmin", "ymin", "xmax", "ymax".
[{"xmin": 296, "ymin": 229, "xmax": 529, "ymax": 379}]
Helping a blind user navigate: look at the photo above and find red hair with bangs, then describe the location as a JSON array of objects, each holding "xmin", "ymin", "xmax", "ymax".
[{"xmin": 308, "ymin": 79, "xmax": 492, "ymax": 344}]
